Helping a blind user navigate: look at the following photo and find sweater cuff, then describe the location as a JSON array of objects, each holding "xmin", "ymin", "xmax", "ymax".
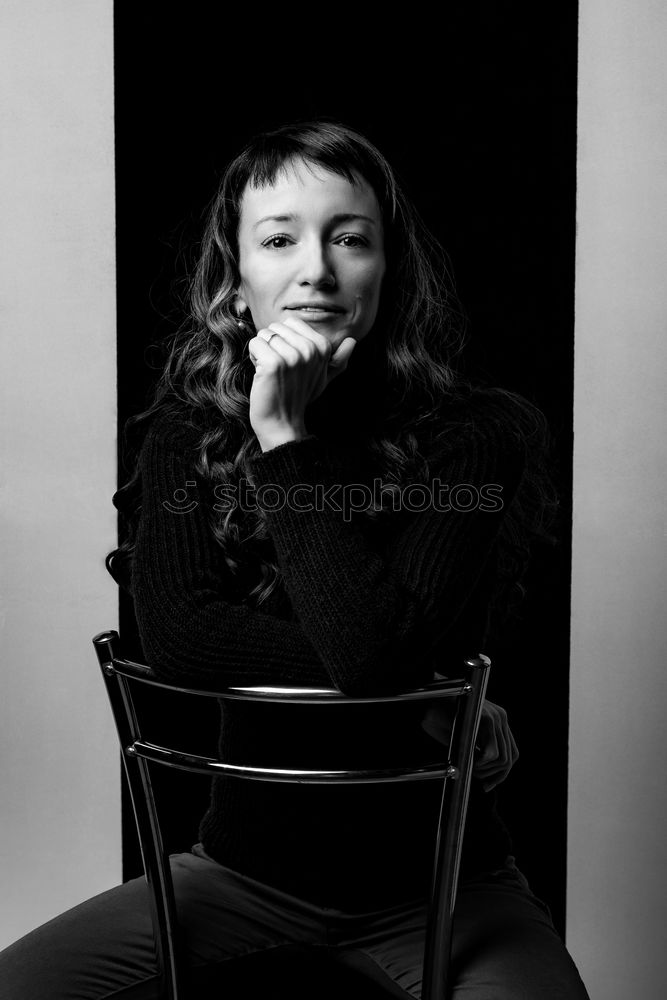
[{"xmin": 246, "ymin": 434, "xmax": 345, "ymax": 491}]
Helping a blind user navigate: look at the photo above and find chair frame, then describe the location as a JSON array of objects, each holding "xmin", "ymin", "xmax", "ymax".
[{"xmin": 93, "ymin": 629, "xmax": 490, "ymax": 1000}]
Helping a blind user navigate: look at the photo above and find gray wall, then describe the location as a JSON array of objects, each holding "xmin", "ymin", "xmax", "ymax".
[
  {"xmin": 0, "ymin": 0, "xmax": 119, "ymax": 947},
  {"xmin": 569, "ymin": 1, "xmax": 667, "ymax": 996}
]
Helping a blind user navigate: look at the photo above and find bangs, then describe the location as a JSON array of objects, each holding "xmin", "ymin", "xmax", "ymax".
[
  {"xmin": 245, "ymin": 151, "xmax": 359, "ymax": 192},
  {"xmin": 229, "ymin": 122, "xmax": 396, "ymax": 220}
]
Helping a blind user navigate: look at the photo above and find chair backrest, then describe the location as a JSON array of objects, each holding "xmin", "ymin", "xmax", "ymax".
[{"xmin": 93, "ymin": 629, "xmax": 490, "ymax": 1000}]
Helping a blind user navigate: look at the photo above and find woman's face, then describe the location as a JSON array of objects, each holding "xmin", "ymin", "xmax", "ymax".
[{"xmin": 236, "ymin": 158, "xmax": 386, "ymax": 352}]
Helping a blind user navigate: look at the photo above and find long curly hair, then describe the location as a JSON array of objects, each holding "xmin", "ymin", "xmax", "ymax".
[{"xmin": 107, "ymin": 119, "xmax": 557, "ymax": 620}]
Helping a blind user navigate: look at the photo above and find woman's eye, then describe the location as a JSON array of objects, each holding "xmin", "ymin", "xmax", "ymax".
[
  {"xmin": 261, "ymin": 234, "xmax": 293, "ymax": 249},
  {"xmin": 335, "ymin": 233, "xmax": 368, "ymax": 248}
]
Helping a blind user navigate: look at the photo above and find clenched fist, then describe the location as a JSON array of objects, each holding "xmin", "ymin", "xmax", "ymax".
[{"xmin": 247, "ymin": 315, "xmax": 357, "ymax": 452}]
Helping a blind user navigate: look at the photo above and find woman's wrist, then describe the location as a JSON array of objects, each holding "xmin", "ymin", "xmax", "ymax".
[{"xmin": 256, "ymin": 424, "xmax": 308, "ymax": 453}]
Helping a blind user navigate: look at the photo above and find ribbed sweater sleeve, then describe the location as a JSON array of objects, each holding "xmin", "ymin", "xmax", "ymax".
[
  {"xmin": 132, "ymin": 418, "xmax": 330, "ymax": 688},
  {"xmin": 131, "ymin": 393, "xmax": 526, "ymax": 695}
]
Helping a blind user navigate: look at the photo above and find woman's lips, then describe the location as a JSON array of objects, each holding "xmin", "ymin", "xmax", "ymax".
[{"xmin": 285, "ymin": 306, "xmax": 345, "ymax": 322}]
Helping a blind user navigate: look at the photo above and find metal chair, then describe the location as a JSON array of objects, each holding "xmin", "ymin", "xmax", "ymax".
[{"xmin": 93, "ymin": 629, "xmax": 491, "ymax": 1000}]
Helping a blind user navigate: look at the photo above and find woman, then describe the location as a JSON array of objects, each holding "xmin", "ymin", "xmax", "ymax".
[{"xmin": 0, "ymin": 121, "xmax": 588, "ymax": 998}]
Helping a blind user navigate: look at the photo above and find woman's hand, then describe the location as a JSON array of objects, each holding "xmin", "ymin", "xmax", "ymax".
[
  {"xmin": 247, "ymin": 316, "xmax": 356, "ymax": 452},
  {"xmin": 421, "ymin": 698, "xmax": 519, "ymax": 792},
  {"xmin": 473, "ymin": 700, "xmax": 519, "ymax": 791}
]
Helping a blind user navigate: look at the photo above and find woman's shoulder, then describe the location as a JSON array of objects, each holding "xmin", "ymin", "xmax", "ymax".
[
  {"xmin": 124, "ymin": 408, "xmax": 208, "ymax": 494},
  {"xmin": 429, "ymin": 384, "xmax": 543, "ymax": 453},
  {"xmin": 140, "ymin": 405, "xmax": 205, "ymax": 457}
]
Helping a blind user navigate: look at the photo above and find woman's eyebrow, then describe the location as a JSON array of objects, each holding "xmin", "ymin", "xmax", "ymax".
[
  {"xmin": 253, "ymin": 214, "xmax": 296, "ymax": 230},
  {"xmin": 252, "ymin": 212, "xmax": 377, "ymax": 230},
  {"xmin": 329, "ymin": 213, "xmax": 377, "ymax": 226}
]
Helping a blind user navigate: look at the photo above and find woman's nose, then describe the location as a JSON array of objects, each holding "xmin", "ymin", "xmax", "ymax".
[{"xmin": 298, "ymin": 241, "xmax": 335, "ymax": 286}]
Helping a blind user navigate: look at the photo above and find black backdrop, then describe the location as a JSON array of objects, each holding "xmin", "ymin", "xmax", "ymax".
[{"xmin": 114, "ymin": 2, "xmax": 578, "ymax": 934}]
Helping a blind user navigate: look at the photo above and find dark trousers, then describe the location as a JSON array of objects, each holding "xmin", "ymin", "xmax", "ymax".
[{"xmin": 0, "ymin": 845, "xmax": 589, "ymax": 999}]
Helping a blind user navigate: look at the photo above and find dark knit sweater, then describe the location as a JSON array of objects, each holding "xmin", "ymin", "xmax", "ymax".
[{"xmin": 131, "ymin": 388, "xmax": 527, "ymax": 909}]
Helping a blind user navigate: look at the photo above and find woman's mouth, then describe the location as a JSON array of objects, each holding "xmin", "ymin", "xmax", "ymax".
[{"xmin": 285, "ymin": 303, "xmax": 345, "ymax": 322}]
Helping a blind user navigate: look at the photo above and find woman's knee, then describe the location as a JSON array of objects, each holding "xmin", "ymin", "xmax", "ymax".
[
  {"xmin": 0, "ymin": 876, "xmax": 159, "ymax": 1000},
  {"xmin": 451, "ymin": 876, "xmax": 590, "ymax": 999},
  {"xmin": 0, "ymin": 852, "xmax": 327, "ymax": 1000}
]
